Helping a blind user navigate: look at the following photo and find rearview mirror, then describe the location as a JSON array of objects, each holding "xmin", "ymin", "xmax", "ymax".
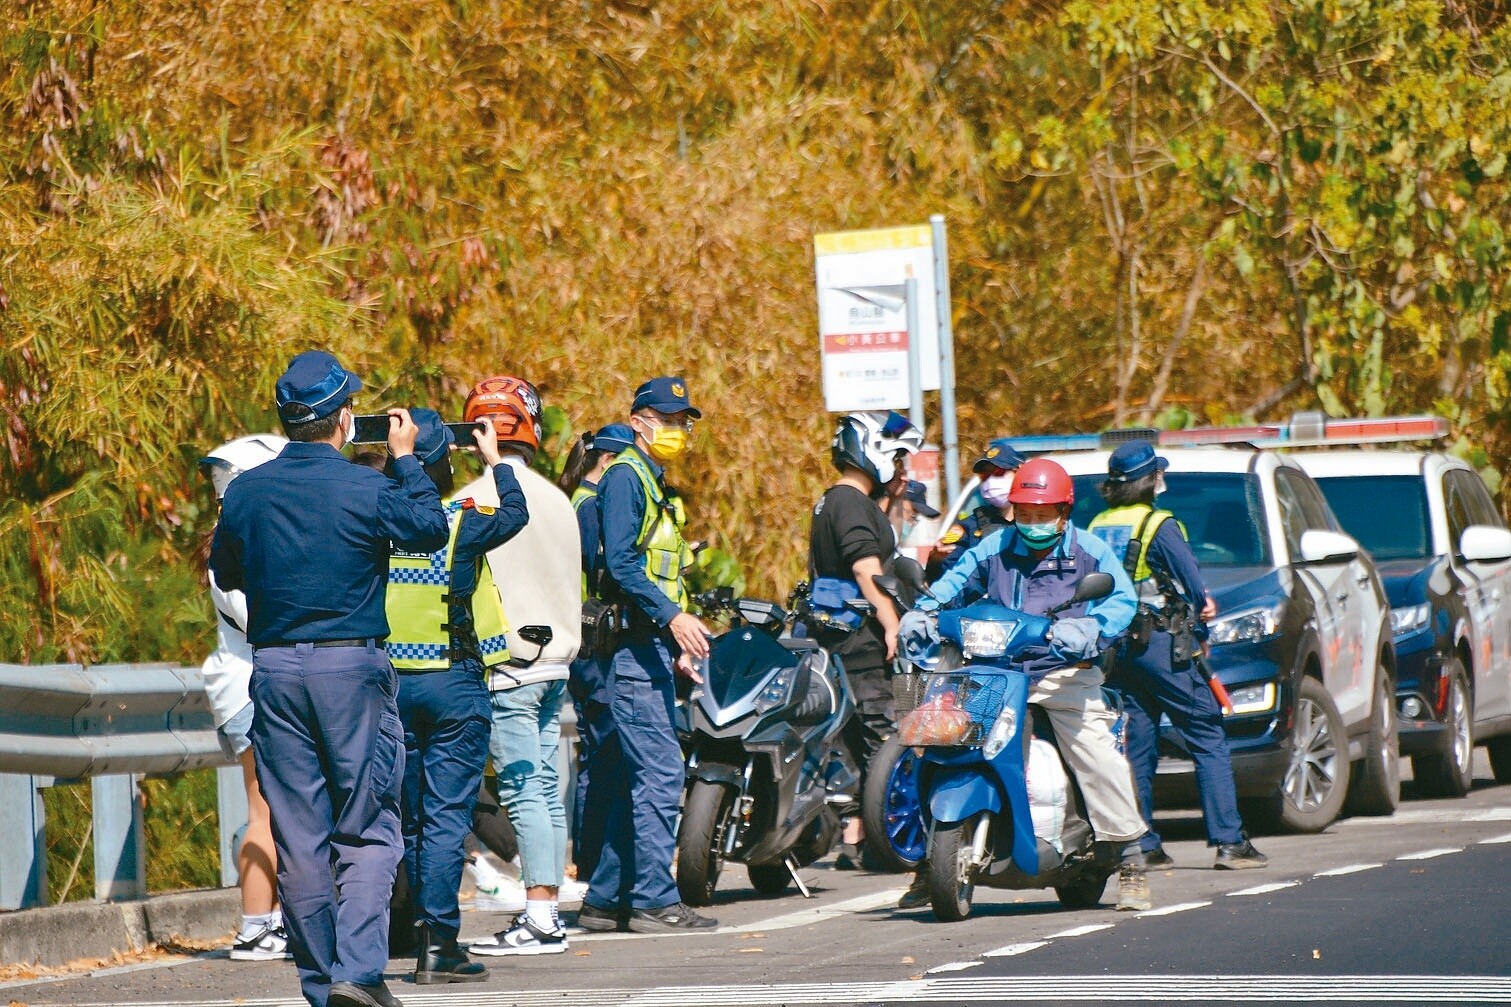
[
  {"xmin": 1298, "ymin": 529, "xmax": 1360, "ymax": 565},
  {"xmin": 889, "ymin": 556, "xmax": 929, "ymax": 595},
  {"xmin": 1461, "ymin": 525, "xmax": 1511, "ymax": 564},
  {"xmin": 1071, "ymin": 571, "xmax": 1115, "ymax": 604},
  {"xmin": 516, "ymin": 625, "xmax": 553, "ymax": 647}
]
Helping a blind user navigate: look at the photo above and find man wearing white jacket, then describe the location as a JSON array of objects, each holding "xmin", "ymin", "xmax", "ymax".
[{"xmin": 455, "ymin": 376, "xmax": 585, "ymax": 957}]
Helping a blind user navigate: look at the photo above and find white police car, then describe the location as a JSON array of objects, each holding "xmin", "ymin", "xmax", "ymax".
[{"xmin": 1293, "ymin": 450, "xmax": 1511, "ymax": 796}]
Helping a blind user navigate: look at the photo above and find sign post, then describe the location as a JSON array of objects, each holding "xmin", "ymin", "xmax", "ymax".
[{"xmin": 930, "ymin": 215, "xmax": 961, "ymax": 505}]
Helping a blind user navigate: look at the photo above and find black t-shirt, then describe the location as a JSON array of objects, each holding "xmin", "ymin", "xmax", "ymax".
[{"xmin": 808, "ymin": 483, "xmax": 895, "ymax": 670}]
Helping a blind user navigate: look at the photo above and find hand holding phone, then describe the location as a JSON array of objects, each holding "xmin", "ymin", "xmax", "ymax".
[{"xmin": 469, "ymin": 420, "xmax": 503, "ymax": 467}]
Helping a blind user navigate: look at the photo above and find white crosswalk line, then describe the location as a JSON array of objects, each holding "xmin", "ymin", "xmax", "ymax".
[
  {"xmin": 1135, "ymin": 900, "xmax": 1211, "ymax": 916},
  {"xmin": 926, "ymin": 960, "xmax": 984, "ymax": 974},
  {"xmin": 1045, "ymin": 923, "xmax": 1115, "ymax": 938},
  {"xmin": 982, "ymin": 941, "xmax": 1050, "ymax": 957},
  {"xmin": 1314, "ymin": 862, "xmax": 1384, "ymax": 877},
  {"xmin": 1478, "ymin": 831, "xmax": 1511, "ymax": 845},
  {"xmin": 1397, "ymin": 847, "xmax": 1463, "ymax": 861},
  {"xmin": 1225, "ymin": 880, "xmax": 1300, "ymax": 896}
]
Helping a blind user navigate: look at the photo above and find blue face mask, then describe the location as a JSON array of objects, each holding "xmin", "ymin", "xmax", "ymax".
[{"xmin": 1015, "ymin": 519, "xmax": 1063, "ymax": 549}]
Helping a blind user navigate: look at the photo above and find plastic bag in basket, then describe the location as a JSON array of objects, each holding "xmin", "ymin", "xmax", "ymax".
[{"xmin": 898, "ymin": 691, "xmax": 972, "ymax": 746}]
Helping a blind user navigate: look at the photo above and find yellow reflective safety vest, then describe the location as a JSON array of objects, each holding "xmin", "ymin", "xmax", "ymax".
[
  {"xmin": 1087, "ymin": 504, "xmax": 1180, "ymax": 601},
  {"xmin": 603, "ymin": 450, "xmax": 694, "ymax": 612},
  {"xmin": 387, "ymin": 499, "xmax": 511, "ymax": 670},
  {"xmin": 571, "ymin": 483, "xmax": 597, "ymax": 600}
]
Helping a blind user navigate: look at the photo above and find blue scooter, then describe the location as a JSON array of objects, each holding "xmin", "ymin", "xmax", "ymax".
[{"xmin": 882, "ymin": 569, "xmax": 1120, "ymax": 921}]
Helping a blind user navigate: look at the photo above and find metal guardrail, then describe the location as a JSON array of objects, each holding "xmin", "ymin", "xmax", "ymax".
[{"xmin": 0, "ymin": 662, "xmax": 580, "ymax": 915}]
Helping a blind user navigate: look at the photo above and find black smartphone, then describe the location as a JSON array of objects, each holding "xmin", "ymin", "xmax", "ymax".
[
  {"xmin": 446, "ymin": 421, "xmax": 486, "ymax": 446},
  {"xmin": 350, "ymin": 413, "xmax": 394, "ymax": 444}
]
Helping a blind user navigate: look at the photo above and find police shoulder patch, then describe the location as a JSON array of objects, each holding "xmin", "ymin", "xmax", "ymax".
[{"xmin": 474, "ymin": 505, "xmax": 496, "ymax": 515}]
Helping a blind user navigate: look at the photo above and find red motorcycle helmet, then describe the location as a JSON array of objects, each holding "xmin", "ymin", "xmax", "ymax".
[
  {"xmin": 1007, "ymin": 457, "xmax": 1075, "ymax": 507},
  {"xmin": 464, "ymin": 375, "xmax": 543, "ymax": 457}
]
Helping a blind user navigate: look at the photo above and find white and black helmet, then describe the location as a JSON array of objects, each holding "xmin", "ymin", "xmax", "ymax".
[
  {"xmin": 830, "ymin": 411, "xmax": 923, "ymax": 486},
  {"xmin": 199, "ymin": 434, "xmax": 288, "ymax": 500}
]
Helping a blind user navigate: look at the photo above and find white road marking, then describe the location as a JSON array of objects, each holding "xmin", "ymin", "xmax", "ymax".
[
  {"xmin": 1046, "ymin": 923, "xmax": 1115, "ymax": 939},
  {"xmin": 1313, "ymin": 862, "xmax": 1384, "ymax": 877},
  {"xmin": 550, "ymin": 887, "xmax": 908, "ymax": 943},
  {"xmin": 1338, "ymin": 805, "xmax": 1511, "ymax": 827},
  {"xmin": 982, "ymin": 941, "xmax": 1050, "ymax": 957},
  {"xmin": 42, "ymin": 974, "xmax": 1511, "ymax": 1006},
  {"xmin": 926, "ymin": 960, "xmax": 983, "ymax": 974},
  {"xmin": 1224, "ymin": 881, "xmax": 1300, "ymax": 897},
  {"xmin": 1397, "ymin": 847, "xmax": 1462, "ymax": 861},
  {"xmin": 1135, "ymin": 900, "xmax": 1211, "ymax": 916},
  {"xmin": 1478, "ymin": 831, "xmax": 1511, "ymax": 845}
]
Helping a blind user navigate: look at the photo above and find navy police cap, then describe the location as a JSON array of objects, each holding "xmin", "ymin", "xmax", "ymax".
[
  {"xmin": 1106, "ymin": 440, "xmax": 1168, "ymax": 482},
  {"xmin": 631, "ymin": 376, "xmax": 702, "ymax": 419},
  {"xmin": 409, "ymin": 408, "xmax": 454, "ymax": 467},
  {"xmin": 903, "ymin": 480, "xmax": 940, "ymax": 518},
  {"xmin": 971, "ymin": 438, "xmax": 1026, "ymax": 475},
  {"xmin": 276, "ymin": 350, "xmax": 364, "ymax": 424},
  {"xmin": 593, "ymin": 423, "xmax": 636, "ymax": 455}
]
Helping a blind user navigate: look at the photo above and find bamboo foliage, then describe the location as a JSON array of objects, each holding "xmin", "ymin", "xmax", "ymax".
[{"xmin": 2, "ymin": 1, "xmax": 1509, "ymax": 663}]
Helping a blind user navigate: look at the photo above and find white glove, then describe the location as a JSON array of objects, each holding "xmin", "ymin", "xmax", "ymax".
[{"xmin": 1049, "ymin": 616, "xmax": 1101, "ymax": 661}]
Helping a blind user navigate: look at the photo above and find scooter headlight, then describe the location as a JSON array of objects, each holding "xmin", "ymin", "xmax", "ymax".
[
  {"xmin": 753, "ymin": 665, "xmax": 798, "ymax": 714},
  {"xmin": 960, "ymin": 619, "xmax": 1015, "ymax": 659},
  {"xmin": 981, "ymin": 706, "xmax": 1019, "ymax": 759}
]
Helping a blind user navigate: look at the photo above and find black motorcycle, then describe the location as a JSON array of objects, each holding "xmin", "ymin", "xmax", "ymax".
[{"xmin": 675, "ymin": 587, "xmax": 861, "ymax": 905}]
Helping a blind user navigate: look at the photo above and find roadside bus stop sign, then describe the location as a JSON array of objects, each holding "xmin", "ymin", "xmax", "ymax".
[{"xmin": 814, "ymin": 224, "xmax": 941, "ymax": 412}]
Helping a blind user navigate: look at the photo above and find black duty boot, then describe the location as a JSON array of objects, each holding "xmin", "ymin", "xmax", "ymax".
[{"xmin": 414, "ymin": 924, "xmax": 488, "ymax": 985}]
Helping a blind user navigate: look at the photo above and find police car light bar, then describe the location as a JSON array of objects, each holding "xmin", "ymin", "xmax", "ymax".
[{"xmin": 1005, "ymin": 413, "xmax": 1448, "ymax": 455}]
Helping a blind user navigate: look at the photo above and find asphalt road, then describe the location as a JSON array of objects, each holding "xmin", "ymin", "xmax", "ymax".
[{"xmin": 5, "ymin": 754, "xmax": 1510, "ymax": 1007}]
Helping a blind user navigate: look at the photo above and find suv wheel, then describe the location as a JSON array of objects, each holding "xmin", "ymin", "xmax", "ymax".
[
  {"xmin": 1412, "ymin": 659, "xmax": 1474, "ymax": 798},
  {"xmin": 1345, "ymin": 667, "xmax": 1400, "ymax": 816},
  {"xmin": 1266, "ymin": 677, "xmax": 1351, "ymax": 833}
]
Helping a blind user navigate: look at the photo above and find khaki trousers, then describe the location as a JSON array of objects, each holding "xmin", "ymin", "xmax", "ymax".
[{"xmin": 1028, "ymin": 664, "xmax": 1147, "ymax": 844}]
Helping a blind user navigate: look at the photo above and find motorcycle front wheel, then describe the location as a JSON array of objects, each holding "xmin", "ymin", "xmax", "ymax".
[
  {"xmin": 926, "ymin": 814, "xmax": 981, "ymax": 922},
  {"xmin": 676, "ymin": 779, "xmax": 737, "ymax": 907},
  {"xmin": 862, "ymin": 735, "xmax": 926, "ymax": 873}
]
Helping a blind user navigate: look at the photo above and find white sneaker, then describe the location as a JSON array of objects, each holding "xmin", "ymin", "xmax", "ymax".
[
  {"xmin": 230, "ymin": 923, "xmax": 292, "ymax": 961},
  {"xmin": 468, "ymin": 916, "xmax": 568, "ymax": 956},
  {"xmin": 471, "ymin": 871, "xmax": 528, "ymax": 913},
  {"xmin": 558, "ymin": 878, "xmax": 589, "ymax": 906}
]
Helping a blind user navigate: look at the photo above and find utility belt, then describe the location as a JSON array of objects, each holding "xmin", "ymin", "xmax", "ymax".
[
  {"xmin": 579, "ymin": 597, "xmax": 620, "ymax": 662},
  {"xmin": 807, "ymin": 576, "xmax": 864, "ymax": 632},
  {"xmin": 1125, "ymin": 603, "xmax": 1197, "ymax": 664}
]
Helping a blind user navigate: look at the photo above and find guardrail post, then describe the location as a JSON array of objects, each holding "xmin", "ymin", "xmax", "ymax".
[
  {"xmin": 92, "ymin": 773, "xmax": 145, "ymax": 901},
  {"xmin": 0, "ymin": 773, "xmax": 47, "ymax": 910},
  {"xmin": 216, "ymin": 764, "xmax": 248, "ymax": 888}
]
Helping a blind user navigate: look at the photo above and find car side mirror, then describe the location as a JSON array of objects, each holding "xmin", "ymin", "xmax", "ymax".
[
  {"xmin": 1297, "ymin": 529, "xmax": 1361, "ymax": 565},
  {"xmin": 516, "ymin": 625, "xmax": 553, "ymax": 647},
  {"xmin": 1461, "ymin": 525, "xmax": 1511, "ymax": 564}
]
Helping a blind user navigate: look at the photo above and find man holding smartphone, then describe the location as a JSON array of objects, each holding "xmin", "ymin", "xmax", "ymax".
[{"xmin": 210, "ymin": 350, "xmax": 448, "ymax": 1007}]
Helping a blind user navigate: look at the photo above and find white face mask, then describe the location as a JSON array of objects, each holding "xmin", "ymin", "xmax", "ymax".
[
  {"xmin": 342, "ymin": 409, "xmax": 356, "ymax": 447},
  {"xmin": 980, "ymin": 472, "xmax": 1014, "ymax": 509}
]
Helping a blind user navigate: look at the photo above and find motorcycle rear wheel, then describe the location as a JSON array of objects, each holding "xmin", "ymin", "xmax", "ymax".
[
  {"xmin": 926, "ymin": 815, "xmax": 979, "ymax": 922},
  {"xmin": 676, "ymin": 779, "xmax": 737, "ymax": 907}
]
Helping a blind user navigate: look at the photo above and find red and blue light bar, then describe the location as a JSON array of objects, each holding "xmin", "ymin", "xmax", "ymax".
[{"xmin": 1004, "ymin": 412, "xmax": 1448, "ymax": 455}]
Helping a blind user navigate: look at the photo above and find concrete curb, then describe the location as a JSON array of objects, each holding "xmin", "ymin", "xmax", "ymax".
[{"xmin": 0, "ymin": 887, "xmax": 238, "ymax": 966}]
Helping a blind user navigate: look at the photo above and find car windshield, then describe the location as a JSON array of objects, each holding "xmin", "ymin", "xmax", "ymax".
[
  {"xmin": 1311, "ymin": 475, "xmax": 1432, "ymax": 561},
  {"xmin": 1071, "ymin": 471, "xmax": 1271, "ymax": 567}
]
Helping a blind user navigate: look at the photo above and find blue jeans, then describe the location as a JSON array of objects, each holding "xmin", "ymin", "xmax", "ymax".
[
  {"xmin": 397, "ymin": 666, "xmax": 491, "ymax": 940},
  {"xmin": 585, "ymin": 637, "xmax": 683, "ymax": 911},
  {"xmin": 1114, "ymin": 632, "xmax": 1245, "ymax": 849},
  {"xmin": 489, "ymin": 679, "xmax": 568, "ymax": 890},
  {"xmin": 250, "ymin": 642, "xmax": 403, "ymax": 1007}
]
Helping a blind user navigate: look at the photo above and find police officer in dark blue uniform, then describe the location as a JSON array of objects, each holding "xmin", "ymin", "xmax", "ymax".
[
  {"xmin": 928, "ymin": 439, "xmax": 1025, "ymax": 579},
  {"xmin": 1087, "ymin": 441, "xmax": 1267, "ymax": 871},
  {"xmin": 563, "ymin": 423, "xmax": 636, "ymax": 880},
  {"xmin": 388, "ymin": 410, "xmax": 528, "ymax": 984},
  {"xmin": 209, "ymin": 351, "xmax": 448, "ymax": 1007},
  {"xmin": 579, "ymin": 378, "xmax": 717, "ymax": 934}
]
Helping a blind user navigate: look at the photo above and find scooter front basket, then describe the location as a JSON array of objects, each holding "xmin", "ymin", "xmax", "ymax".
[{"xmin": 896, "ymin": 671, "xmax": 1010, "ymax": 748}]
